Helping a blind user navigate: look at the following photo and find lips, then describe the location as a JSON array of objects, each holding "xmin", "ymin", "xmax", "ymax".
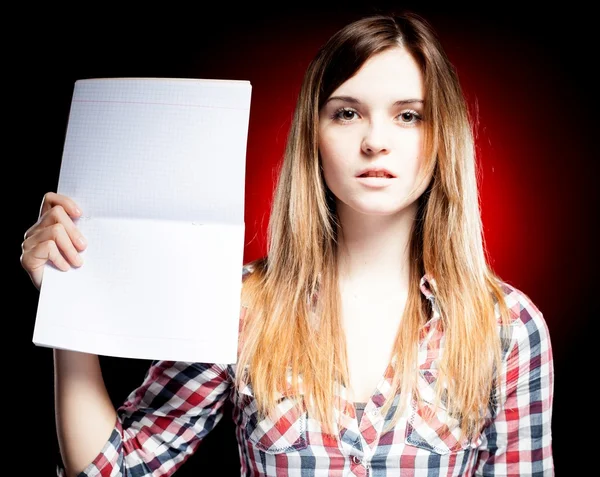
[{"xmin": 356, "ymin": 168, "xmax": 396, "ymax": 178}]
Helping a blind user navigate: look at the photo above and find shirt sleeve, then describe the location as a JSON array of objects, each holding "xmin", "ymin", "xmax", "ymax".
[
  {"xmin": 476, "ymin": 289, "xmax": 555, "ymax": 476},
  {"xmin": 56, "ymin": 264, "xmax": 258, "ymax": 477},
  {"xmin": 58, "ymin": 361, "xmax": 233, "ymax": 477}
]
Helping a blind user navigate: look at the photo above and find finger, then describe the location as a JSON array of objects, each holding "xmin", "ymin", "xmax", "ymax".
[
  {"xmin": 21, "ymin": 239, "xmax": 73, "ymax": 290},
  {"xmin": 39, "ymin": 192, "xmax": 82, "ymax": 220},
  {"xmin": 26, "ymin": 204, "xmax": 87, "ymax": 252},
  {"xmin": 22, "ymin": 239, "xmax": 73, "ymax": 274},
  {"xmin": 22, "ymin": 222, "xmax": 84, "ymax": 268}
]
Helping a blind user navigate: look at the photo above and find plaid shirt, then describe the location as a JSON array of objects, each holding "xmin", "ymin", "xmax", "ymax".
[{"xmin": 58, "ymin": 270, "xmax": 554, "ymax": 476}]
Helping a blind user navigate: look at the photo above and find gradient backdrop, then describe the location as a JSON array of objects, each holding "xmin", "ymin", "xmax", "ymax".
[{"xmin": 14, "ymin": 4, "xmax": 595, "ymax": 476}]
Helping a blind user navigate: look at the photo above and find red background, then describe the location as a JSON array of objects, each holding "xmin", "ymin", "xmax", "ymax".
[{"xmin": 14, "ymin": 4, "xmax": 594, "ymax": 475}]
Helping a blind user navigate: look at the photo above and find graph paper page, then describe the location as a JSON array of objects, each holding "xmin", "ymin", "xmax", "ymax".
[{"xmin": 32, "ymin": 78, "xmax": 251, "ymax": 363}]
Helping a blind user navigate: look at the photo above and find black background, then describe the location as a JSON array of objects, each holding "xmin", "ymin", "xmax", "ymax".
[{"xmin": 12, "ymin": 3, "xmax": 595, "ymax": 476}]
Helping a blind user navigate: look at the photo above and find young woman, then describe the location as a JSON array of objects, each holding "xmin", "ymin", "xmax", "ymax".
[{"xmin": 21, "ymin": 11, "xmax": 554, "ymax": 477}]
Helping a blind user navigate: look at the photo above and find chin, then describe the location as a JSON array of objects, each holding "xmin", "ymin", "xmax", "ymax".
[
  {"xmin": 335, "ymin": 196, "xmax": 416, "ymax": 218},
  {"xmin": 360, "ymin": 209, "xmax": 403, "ymax": 217},
  {"xmin": 349, "ymin": 204, "xmax": 407, "ymax": 217}
]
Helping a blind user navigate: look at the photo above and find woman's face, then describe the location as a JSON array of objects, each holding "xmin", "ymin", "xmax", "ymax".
[{"xmin": 318, "ymin": 46, "xmax": 430, "ymax": 218}]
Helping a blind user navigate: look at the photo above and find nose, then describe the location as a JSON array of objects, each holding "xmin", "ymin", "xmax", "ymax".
[{"xmin": 361, "ymin": 120, "xmax": 390, "ymax": 156}]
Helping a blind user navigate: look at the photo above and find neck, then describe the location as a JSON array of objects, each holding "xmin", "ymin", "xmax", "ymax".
[{"xmin": 336, "ymin": 202, "xmax": 417, "ymax": 292}]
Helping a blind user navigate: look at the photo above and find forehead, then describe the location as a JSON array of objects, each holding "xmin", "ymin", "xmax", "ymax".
[{"xmin": 330, "ymin": 47, "xmax": 423, "ymax": 100}]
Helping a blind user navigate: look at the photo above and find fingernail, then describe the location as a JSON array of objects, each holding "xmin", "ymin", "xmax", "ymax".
[
  {"xmin": 74, "ymin": 207, "xmax": 82, "ymax": 215},
  {"xmin": 77, "ymin": 236, "xmax": 87, "ymax": 247},
  {"xmin": 74, "ymin": 254, "xmax": 83, "ymax": 266}
]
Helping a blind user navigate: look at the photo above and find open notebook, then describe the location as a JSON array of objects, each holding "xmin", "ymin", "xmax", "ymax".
[{"xmin": 32, "ymin": 77, "xmax": 252, "ymax": 363}]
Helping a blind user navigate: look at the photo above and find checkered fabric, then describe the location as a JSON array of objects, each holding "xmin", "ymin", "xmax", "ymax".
[{"xmin": 57, "ymin": 268, "xmax": 554, "ymax": 476}]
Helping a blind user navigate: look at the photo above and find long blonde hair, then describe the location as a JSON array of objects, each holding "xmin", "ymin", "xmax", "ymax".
[{"xmin": 235, "ymin": 12, "xmax": 510, "ymax": 440}]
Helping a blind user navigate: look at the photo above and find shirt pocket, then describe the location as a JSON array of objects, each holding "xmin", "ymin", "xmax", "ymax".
[
  {"xmin": 239, "ymin": 387, "xmax": 308, "ymax": 454},
  {"xmin": 404, "ymin": 369, "xmax": 478, "ymax": 455}
]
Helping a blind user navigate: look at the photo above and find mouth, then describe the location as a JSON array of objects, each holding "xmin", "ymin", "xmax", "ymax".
[
  {"xmin": 355, "ymin": 170, "xmax": 396, "ymax": 188},
  {"xmin": 357, "ymin": 170, "xmax": 395, "ymax": 178}
]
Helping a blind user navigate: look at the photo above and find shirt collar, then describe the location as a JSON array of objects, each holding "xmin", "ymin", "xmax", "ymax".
[{"xmin": 419, "ymin": 273, "xmax": 438, "ymax": 301}]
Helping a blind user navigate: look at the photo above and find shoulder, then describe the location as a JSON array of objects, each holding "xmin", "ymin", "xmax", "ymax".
[
  {"xmin": 498, "ymin": 281, "xmax": 544, "ymax": 326},
  {"xmin": 495, "ymin": 280, "xmax": 552, "ymax": 360}
]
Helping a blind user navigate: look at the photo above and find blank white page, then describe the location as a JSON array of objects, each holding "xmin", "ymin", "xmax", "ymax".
[{"xmin": 32, "ymin": 78, "xmax": 251, "ymax": 363}]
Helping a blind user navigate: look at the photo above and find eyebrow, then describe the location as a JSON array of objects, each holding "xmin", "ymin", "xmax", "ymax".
[{"xmin": 325, "ymin": 96, "xmax": 424, "ymax": 106}]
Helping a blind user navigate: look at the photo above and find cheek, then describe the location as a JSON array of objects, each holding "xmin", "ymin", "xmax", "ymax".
[
  {"xmin": 399, "ymin": 132, "xmax": 425, "ymax": 176},
  {"xmin": 319, "ymin": 153, "xmax": 337, "ymax": 192},
  {"xmin": 318, "ymin": 131, "xmax": 344, "ymax": 185},
  {"xmin": 398, "ymin": 128, "xmax": 423, "ymax": 157}
]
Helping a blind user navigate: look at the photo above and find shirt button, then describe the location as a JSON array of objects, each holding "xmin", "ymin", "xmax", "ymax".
[
  {"xmin": 352, "ymin": 455, "xmax": 362, "ymax": 464},
  {"xmin": 370, "ymin": 409, "xmax": 378, "ymax": 416}
]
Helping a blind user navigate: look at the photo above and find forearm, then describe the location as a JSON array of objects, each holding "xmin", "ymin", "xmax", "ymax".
[{"xmin": 54, "ymin": 349, "xmax": 117, "ymax": 477}]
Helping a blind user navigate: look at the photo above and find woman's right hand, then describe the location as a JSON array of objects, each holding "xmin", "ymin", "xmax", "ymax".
[{"xmin": 20, "ymin": 192, "xmax": 88, "ymax": 290}]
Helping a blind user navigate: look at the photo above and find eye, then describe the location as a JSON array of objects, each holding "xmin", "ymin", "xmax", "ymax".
[
  {"xmin": 332, "ymin": 107, "xmax": 359, "ymax": 122},
  {"xmin": 398, "ymin": 110, "xmax": 423, "ymax": 124}
]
